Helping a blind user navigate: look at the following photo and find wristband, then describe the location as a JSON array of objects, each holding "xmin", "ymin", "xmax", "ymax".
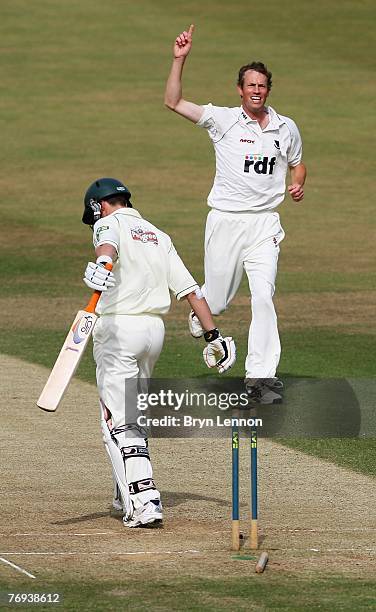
[
  {"xmin": 204, "ymin": 328, "xmax": 220, "ymax": 343},
  {"xmin": 96, "ymin": 254, "xmax": 113, "ymax": 267}
]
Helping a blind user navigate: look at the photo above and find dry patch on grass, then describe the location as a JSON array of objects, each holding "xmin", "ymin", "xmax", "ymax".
[
  {"xmin": 278, "ymin": 208, "xmax": 375, "ymax": 275},
  {"xmin": 0, "ymin": 296, "xmax": 82, "ymax": 330},
  {"xmin": 1, "ymin": 291, "xmax": 374, "ymax": 335},
  {"xmin": 276, "ymin": 291, "xmax": 376, "ymax": 332},
  {"xmin": 279, "ymin": 242, "xmax": 375, "ymax": 275},
  {"xmin": 219, "ymin": 291, "xmax": 375, "ymax": 334},
  {"xmin": 166, "ymin": 290, "xmax": 376, "ymax": 335},
  {"xmin": 2, "ymin": 224, "xmax": 70, "ymax": 250}
]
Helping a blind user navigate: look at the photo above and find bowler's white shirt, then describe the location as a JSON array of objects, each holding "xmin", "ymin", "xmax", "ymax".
[
  {"xmin": 93, "ymin": 208, "xmax": 198, "ymax": 315},
  {"xmin": 196, "ymin": 104, "xmax": 302, "ymax": 212}
]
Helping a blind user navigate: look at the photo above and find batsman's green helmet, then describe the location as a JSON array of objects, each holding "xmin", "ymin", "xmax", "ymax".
[{"xmin": 82, "ymin": 177, "xmax": 132, "ymax": 225}]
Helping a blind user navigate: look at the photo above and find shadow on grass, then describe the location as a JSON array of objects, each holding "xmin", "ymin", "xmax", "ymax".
[
  {"xmin": 142, "ymin": 376, "xmax": 372, "ymax": 439},
  {"xmin": 52, "ymin": 490, "xmax": 229, "ymax": 526}
]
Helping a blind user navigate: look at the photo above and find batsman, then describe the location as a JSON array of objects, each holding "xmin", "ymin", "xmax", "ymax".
[
  {"xmin": 165, "ymin": 25, "xmax": 307, "ymax": 404},
  {"xmin": 82, "ymin": 178, "xmax": 236, "ymax": 528}
]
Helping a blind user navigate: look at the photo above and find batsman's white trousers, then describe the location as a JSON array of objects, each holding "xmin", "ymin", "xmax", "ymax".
[
  {"xmin": 202, "ymin": 209, "xmax": 285, "ymax": 379},
  {"xmin": 93, "ymin": 314, "xmax": 165, "ymax": 432}
]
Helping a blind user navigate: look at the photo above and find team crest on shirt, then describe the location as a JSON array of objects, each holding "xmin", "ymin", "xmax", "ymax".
[
  {"xmin": 95, "ymin": 225, "xmax": 110, "ymax": 241},
  {"xmin": 131, "ymin": 226, "xmax": 158, "ymax": 245}
]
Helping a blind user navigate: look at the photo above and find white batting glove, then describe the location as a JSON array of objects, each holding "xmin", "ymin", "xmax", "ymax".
[
  {"xmin": 83, "ymin": 256, "xmax": 115, "ymax": 291},
  {"xmin": 203, "ymin": 331, "xmax": 236, "ymax": 374}
]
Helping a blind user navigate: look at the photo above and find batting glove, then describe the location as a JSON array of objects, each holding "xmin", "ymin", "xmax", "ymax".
[
  {"xmin": 83, "ymin": 256, "xmax": 116, "ymax": 291},
  {"xmin": 203, "ymin": 329, "xmax": 236, "ymax": 374}
]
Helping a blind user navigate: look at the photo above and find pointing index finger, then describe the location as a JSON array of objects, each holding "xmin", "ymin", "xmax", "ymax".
[{"xmin": 188, "ymin": 24, "xmax": 195, "ymax": 37}]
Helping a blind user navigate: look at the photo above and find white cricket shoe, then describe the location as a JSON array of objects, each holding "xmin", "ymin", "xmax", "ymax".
[
  {"xmin": 188, "ymin": 310, "xmax": 203, "ymax": 338},
  {"xmin": 123, "ymin": 499, "xmax": 163, "ymax": 528}
]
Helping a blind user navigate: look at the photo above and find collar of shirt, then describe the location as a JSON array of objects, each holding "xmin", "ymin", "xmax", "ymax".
[
  {"xmin": 109, "ymin": 207, "xmax": 142, "ymax": 219},
  {"xmin": 238, "ymin": 105, "xmax": 285, "ymax": 131}
]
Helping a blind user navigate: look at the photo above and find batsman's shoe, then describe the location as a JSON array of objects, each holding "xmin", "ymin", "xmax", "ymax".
[
  {"xmin": 268, "ymin": 377, "xmax": 284, "ymax": 390},
  {"xmin": 123, "ymin": 499, "xmax": 163, "ymax": 528},
  {"xmin": 245, "ymin": 378, "xmax": 283, "ymax": 405},
  {"xmin": 188, "ymin": 310, "xmax": 204, "ymax": 338}
]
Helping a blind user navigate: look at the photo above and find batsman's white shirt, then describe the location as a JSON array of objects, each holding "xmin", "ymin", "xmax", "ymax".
[
  {"xmin": 92, "ymin": 207, "xmax": 198, "ymax": 315},
  {"xmin": 196, "ymin": 104, "xmax": 302, "ymax": 212}
]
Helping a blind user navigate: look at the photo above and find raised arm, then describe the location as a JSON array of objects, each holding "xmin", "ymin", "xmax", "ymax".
[{"xmin": 164, "ymin": 25, "xmax": 204, "ymax": 123}]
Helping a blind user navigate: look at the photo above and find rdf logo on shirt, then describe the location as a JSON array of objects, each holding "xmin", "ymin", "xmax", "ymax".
[{"xmin": 244, "ymin": 155, "xmax": 276, "ymax": 175}]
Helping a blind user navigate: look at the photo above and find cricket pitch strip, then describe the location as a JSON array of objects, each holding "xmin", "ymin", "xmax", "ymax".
[{"xmin": 1, "ymin": 354, "xmax": 375, "ymax": 582}]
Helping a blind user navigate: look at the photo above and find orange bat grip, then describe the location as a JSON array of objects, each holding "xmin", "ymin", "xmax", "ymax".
[{"xmin": 84, "ymin": 262, "xmax": 113, "ymax": 313}]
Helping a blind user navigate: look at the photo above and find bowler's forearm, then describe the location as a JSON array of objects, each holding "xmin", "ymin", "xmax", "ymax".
[
  {"xmin": 165, "ymin": 57, "xmax": 186, "ymax": 110},
  {"xmin": 290, "ymin": 162, "xmax": 307, "ymax": 186}
]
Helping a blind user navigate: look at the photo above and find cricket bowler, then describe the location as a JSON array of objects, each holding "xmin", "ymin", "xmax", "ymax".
[{"xmin": 165, "ymin": 25, "xmax": 307, "ymax": 404}]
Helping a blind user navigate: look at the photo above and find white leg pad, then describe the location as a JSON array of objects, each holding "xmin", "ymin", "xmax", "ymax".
[
  {"xmin": 100, "ymin": 408, "xmax": 133, "ymax": 520},
  {"xmin": 111, "ymin": 429, "xmax": 161, "ymax": 512}
]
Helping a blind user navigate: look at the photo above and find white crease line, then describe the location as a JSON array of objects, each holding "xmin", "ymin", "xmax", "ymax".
[
  {"xmin": 2, "ymin": 548, "xmax": 374, "ymax": 557},
  {"xmin": 0, "ymin": 556, "xmax": 36, "ymax": 579},
  {"xmin": 1, "ymin": 548, "xmax": 374, "ymax": 559},
  {"xmin": 3, "ymin": 528, "xmax": 376, "ymax": 538},
  {"xmin": 210, "ymin": 528, "xmax": 376, "ymax": 534},
  {"xmin": 284, "ymin": 528, "xmax": 376, "ymax": 533},
  {"xmin": 308, "ymin": 548, "xmax": 376, "ymax": 553},
  {"xmin": 248, "ymin": 547, "xmax": 376, "ymax": 555},
  {"xmin": 0, "ymin": 550, "xmax": 200, "ymax": 557},
  {"xmin": 1, "ymin": 532, "xmax": 115, "ymax": 537},
  {"xmin": 274, "ymin": 548, "xmax": 376, "ymax": 553}
]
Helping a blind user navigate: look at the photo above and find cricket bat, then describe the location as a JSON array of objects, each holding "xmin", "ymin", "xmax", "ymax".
[{"xmin": 37, "ymin": 264, "xmax": 112, "ymax": 412}]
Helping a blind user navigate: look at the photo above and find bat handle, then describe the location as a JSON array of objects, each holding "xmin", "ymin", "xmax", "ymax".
[{"xmin": 84, "ymin": 262, "xmax": 113, "ymax": 313}]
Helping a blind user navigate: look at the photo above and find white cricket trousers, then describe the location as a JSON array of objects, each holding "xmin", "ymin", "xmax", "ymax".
[
  {"xmin": 93, "ymin": 314, "xmax": 164, "ymax": 512},
  {"xmin": 93, "ymin": 314, "xmax": 165, "ymax": 431},
  {"xmin": 202, "ymin": 209, "xmax": 285, "ymax": 379}
]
